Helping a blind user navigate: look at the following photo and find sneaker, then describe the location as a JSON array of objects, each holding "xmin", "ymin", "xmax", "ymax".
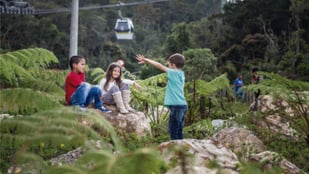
[{"xmin": 96, "ymin": 106, "xmax": 112, "ymax": 113}]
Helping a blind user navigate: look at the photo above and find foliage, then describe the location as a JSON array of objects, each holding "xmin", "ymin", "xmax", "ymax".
[
  {"xmin": 132, "ymin": 73, "xmax": 167, "ymax": 106},
  {"xmin": 183, "ymin": 48, "xmax": 218, "ymax": 81},
  {"xmin": 90, "ymin": 67, "xmax": 106, "ymax": 84},
  {"xmin": 0, "ymin": 107, "xmax": 121, "ymax": 173},
  {"xmin": 266, "ymin": 134, "xmax": 309, "ymax": 172},
  {"xmin": 164, "ymin": 22, "xmax": 192, "ymax": 55},
  {"xmin": 0, "ymin": 48, "xmax": 63, "ymax": 94},
  {"xmin": 45, "ymin": 148, "xmax": 166, "ymax": 174},
  {"xmin": 185, "ymin": 74, "xmax": 232, "ymax": 122},
  {"xmin": 257, "ymin": 72, "xmax": 309, "ymax": 144},
  {"xmin": 184, "ymin": 119, "xmax": 216, "ymax": 139},
  {"xmin": 187, "ymin": 74, "xmax": 231, "ymax": 97},
  {"xmin": 0, "ymin": 88, "xmax": 62, "ymax": 115}
]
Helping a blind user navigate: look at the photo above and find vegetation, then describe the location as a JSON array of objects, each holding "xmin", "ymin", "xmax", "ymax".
[{"xmin": 1, "ymin": 0, "xmax": 309, "ymax": 173}]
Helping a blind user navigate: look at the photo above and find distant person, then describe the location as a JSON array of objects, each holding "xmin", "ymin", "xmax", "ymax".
[
  {"xmin": 115, "ymin": 58, "xmax": 133, "ymax": 79},
  {"xmin": 234, "ymin": 74, "xmax": 244, "ymax": 100},
  {"xmin": 136, "ymin": 53, "xmax": 188, "ymax": 140},
  {"xmin": 99, "ymin": 63, "xmax": 141, "ymax": 114},
  {"xmin": 64, "ymin": 55, "xmax": 111, "ymax": 113},
  {"xmin": 251, "ymin": 67, "xmax": 260, "ymax": 111},
  {"xmin": 115, "ymin": 58, "xmax": 125, "ymax": 69}
]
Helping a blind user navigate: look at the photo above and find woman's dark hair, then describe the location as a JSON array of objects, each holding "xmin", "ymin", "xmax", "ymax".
[
  {"xmin": 69, "ymin": 55, "xmax": 85, "ymax": 70},
  {"xmin": 104, "ymin": 63, "xmax": 122, "ymax": 91}
]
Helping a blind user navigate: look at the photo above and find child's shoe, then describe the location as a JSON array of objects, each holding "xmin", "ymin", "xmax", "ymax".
[{"xmin": 96, "ymin": 106, "xmax": 112, "ymax": 113}]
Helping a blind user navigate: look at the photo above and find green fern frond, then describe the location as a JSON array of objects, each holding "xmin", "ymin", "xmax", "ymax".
[
  {"xmin": 14, "ymin": 152, "xmax": 46, "ymax": 174},
  {"xmin": 33, "ymin": 108, "xmax": 122, "ymax": 150},
  {"xmin": 29, "ymin": 69, "xmax": 67, "ymax": 90},
  {"xmin": 91, "ymin": 67, "xmax": 106, "ymax": 84},
  {"xmin": 131, "ymin": 73, "xmax": 167, "ymax": 105},
  {"xmin": 243, "ymin": 72, "xmax": 309, "ymax": 100},
  {"xmin": 187, "ymin": 74, "xmax": 231, "ymax": 96},
  {"xmin": 22, "ymin": 79, "xmax": 64, "ymax": 94},
  {"xmin": 139, "ymin": 73, "xmax": 167, "ymax": 86},
  {"xmin": 0, "ymin": 88, "xmax": 62, "ymax": 115},
  {"xmin": 1, "ymin": 48, "xmax": 58, "ymax": 69},
  {"xmin": 0, "ymin": 57, "xmax": 34, "ymax": 88}
]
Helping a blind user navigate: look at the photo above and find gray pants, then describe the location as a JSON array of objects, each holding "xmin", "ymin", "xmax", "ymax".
[{"xmin": 103, "ymin": 83, "xmax": 129, "ymax": 104}]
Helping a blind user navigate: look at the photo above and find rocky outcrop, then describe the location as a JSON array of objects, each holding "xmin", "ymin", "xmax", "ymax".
[
  {"xmin": 158, "ymin": 139, "xmax": 239, "ymax": 173},
  {"xmin": 159, "ymin": 128, "xmax": 303, "ymax": 174},
  {"xmin": 213, "ymin": 128, "xmax": 265, "ymax": 156},
  {"xmin": 249, "ymin": 151, "xmax": 301, "ymax": 174},
  {"xmin": 100, "ymin": 105, "xmax": 151, "ymax": 137},
  {"xmin": 256, "ymin": 115, "xmax": 298, "ymax": 139}
]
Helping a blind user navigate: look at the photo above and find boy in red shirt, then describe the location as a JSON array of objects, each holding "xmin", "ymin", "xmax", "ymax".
[{"xmin": 65, "ymin": 55, "xmax": 111, "ymax": 113}]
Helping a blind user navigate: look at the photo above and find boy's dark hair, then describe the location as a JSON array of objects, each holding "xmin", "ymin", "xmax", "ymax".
[
  {"xmin": 69, "ymin": 55, "xmax": 85, "ymax": 70},
  {"xmin": 168, "ymin": 53, "xmax": 185, "ymax": 68}
]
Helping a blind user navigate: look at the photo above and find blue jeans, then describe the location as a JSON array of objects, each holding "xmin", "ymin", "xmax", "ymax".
[
  {"xmin": 168, "ymin": 105, "xmax": 188, "ymax": 140},
  {"xmin": 70, "ymin": 82, "xmax": 103, "ymax": 109}
]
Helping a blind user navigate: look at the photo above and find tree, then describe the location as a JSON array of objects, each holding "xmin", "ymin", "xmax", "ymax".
[
  {"xmin": 164, "ymin": 23, "xmax": 192, "ymax": 55},
  {"xmin": 183, "ymin": 48, "xmax": 218, "ymax": 81}
]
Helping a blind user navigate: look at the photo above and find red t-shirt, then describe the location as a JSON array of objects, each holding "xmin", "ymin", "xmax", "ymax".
[{"xmin": 64, "ymin": 71, "xmax": 85, "ymax": 104}]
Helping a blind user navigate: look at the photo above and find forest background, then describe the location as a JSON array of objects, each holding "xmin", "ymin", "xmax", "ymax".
[
  {"xmin": 1, "ymin": 0, "xmax": 309, "ymax": 173},
  {"xmin": 1, "ymin": 0, "xmax": 308, "ymax": 82}
]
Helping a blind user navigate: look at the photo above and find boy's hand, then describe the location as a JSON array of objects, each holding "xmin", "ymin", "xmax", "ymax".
[{"xmin": 136, "ymin": 54, "xmax": 146, "ymax": 64}]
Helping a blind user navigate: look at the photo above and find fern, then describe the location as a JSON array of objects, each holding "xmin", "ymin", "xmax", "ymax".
[
  {"xmin": 0, "ymin": 88, "xmax": 62, "ymax": 115},
  {"xmin": 0, "ymin": 107, "xmax": 122, "ymax": 173},
  {"xmin": 29, "ymin": 69, "xmax": 67, "ymax": 91},
  {"xmin": 46, "ymin": 148, "xmax": 164, "ymax": 174},
  {"xmin": 1, "ymin": 48, "xmax": 58, "ymax": 69},
  {"xmin": 0, "ymin": 48, "xmax": 64, "ymax": 94},
  {"xmin": 91, "ymin": 67, "xmax": 106, "ymax": 84},
  {"xmin": 186, "ymin": 74, "xmax": 231, "ymax": 97},
  {"xmin": 0, "ymin": 57, "xmax": 34, "ymax": 88},
  {"xmin": 132, "ymin": 73, "xmax": 167, "ymax": 105}
]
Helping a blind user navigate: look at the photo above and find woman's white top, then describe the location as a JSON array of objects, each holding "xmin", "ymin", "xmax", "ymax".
[{"xmin": 99, "ymin": 78, "xmax": 134, "ymax": 96}]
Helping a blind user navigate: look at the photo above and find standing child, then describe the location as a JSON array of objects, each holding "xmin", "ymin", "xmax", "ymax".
[
  {"xmin": 65, "ymin": 55, "xmax": 111, "ymax": 113},
  {"xmin": 99, "ymin": 63, "xmax": 141, "ymax": 114},
  {"xmin": 136, "ymin": 53, "xmax": 188, "ymax": 140}
]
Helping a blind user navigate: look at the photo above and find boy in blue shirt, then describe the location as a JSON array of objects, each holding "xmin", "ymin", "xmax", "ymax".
[{"xmin": 136, "ymin": 53, "xmax": 188, "ymax": 140}]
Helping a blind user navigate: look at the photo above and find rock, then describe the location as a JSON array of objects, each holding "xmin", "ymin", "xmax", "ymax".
[
  {"xmin": 213, "ymin": 128, "xmax": 265, "ymax": 157},
  {"xmin": 165, "ymin": 166, "xmax": 238, "ymax": 174},
  {"xmin": 158, "ymin": 139, "xmax": 239, "ymax": 172},
  {"xmin": 100, "ymin": 105, "xmax": 151, "ymax": 137},
  {"xmin": 256, "ymin": 115, "xmax": 298, "ymax": 139},
  {"xmin": 249, "ymin": 151, "xmax": 301, "ymax": 174},
  {"xmin": 50, "ymin": 147, "xmax": 83, "ymax": 166}
]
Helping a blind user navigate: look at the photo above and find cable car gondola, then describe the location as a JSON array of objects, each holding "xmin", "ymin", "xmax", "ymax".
[{"xmin": 114, "ymin": 17, "xmax": 134, "ymax": 40}]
